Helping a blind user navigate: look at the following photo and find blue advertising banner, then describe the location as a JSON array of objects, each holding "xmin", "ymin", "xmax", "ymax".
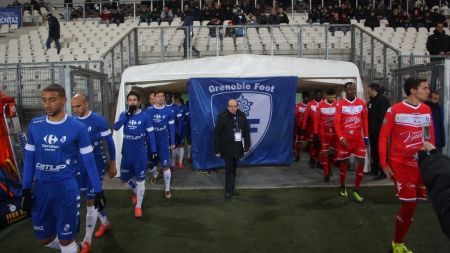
[
  {"xmin": 0, "ymin": 8, "xmax": 22, "ymax": 27},
  {"xmin": 188, "ymin": 77, "xmax": 297, "ymax": 169}
]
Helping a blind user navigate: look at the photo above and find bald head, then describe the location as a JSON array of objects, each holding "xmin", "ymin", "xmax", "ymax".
[
  {"xmin": 71, "ymin": 93, "xmax": 90, "ymax": 117},
  {"xmin": 227, "ymin": 99, "xmax": 238, "ymax": 114}
]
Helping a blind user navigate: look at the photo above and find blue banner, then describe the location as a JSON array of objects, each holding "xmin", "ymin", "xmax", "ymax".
[
  {"xmin": 188, "ymin": 77, "xmax": 297, "ymax": 169},
  {"xmin": 0, "ymin": 8, "xmax": 22, "ymax": 27}
]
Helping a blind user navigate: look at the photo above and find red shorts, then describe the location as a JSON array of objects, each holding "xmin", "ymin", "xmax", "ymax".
[
  {"xmin": 390, "ymin": 160, "xmax": 427, "ymax": 201},
  {"xmin": 319, "ymin": 134, "xmax": 337, "ymax": 151},
  {"xmin": 337, "ymin": 134, "xmax": 366, "ymax": 160},
  {"xmin": 305, "ymin": 124, "xmax": 314, "ymax": 141},
  {"xmin": 296, "ymin": 133, "xmax": 306, "ymax": 142}
]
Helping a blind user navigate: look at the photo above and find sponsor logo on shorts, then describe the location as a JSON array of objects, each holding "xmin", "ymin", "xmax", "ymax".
[
  {"xmin": 407, "ymin": 182, "xmax": 415, "ymax": 189},
  {"xmin": 34, "ymin": 226, "xmax": 44, "ymax": 231},
  {"xmin": 121, "ymin": 169, "xmax": 129, "ymax": 173},
  {"xmin": 63, "ymin": 224, "xmax": 70, "ymax": 232}
]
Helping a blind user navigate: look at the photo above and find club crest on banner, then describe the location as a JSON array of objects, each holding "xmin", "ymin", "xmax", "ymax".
[{"xmin": 212, "ymin": 92, "xmax": 272, "ymax": 159}]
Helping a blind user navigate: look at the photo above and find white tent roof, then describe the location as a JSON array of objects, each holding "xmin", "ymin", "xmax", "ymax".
[{"xmin": 113, "ymin": 55, "xmax": 363, "ymax": 170}]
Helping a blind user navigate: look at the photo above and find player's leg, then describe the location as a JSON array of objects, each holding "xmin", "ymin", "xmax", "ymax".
[
  {"xmin": 134, "ymin": 158, "xmax": 147, "ymax": 218},
  {"xmin": 121, "ymin": 157, "xmax": 137, "ymax": 204},
  {"xmin": 177, "ymin": 131, "xmax": 186, "ymax": 168},
  {"xmin": 320, "ymin": 134, "xmax": 330, "ymax": 181},
  {"xmin": 353, "ymin": 137, "xmax": 367, "ymax": 202},
  {"xmin": 170, "ymin": 149, "xmax": 177, "ymax": 169},
  {"xmin": 307, "ymin": 142, "xmax": 316, "ymax": 168},
  {"xmin": 33, "ymin": 183, "xmax": 60, "ymax": 249},
  {"xmin": 160, "ymin": 145, "xmax": 172, "ymax": 198},
  {"xmin": 295, "ymin": 132, "xmax": 304, "ymax": 162},
  {"xmin": 336, "ymin": 137, "xmax": 350, "ymax": 197},
  {"xmin": 94, "ymin": 163, "xmax": 111, "ymax": 238}
]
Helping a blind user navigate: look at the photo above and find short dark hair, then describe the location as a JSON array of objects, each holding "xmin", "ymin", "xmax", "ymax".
[
  {"xmin": 302, "ymin": 91, "xmax": 310, "ymax": 97},
  {"xmin": 154, "ymin": 89, "xmax": 164, "ymax": 96},
  {"xmin": 436, "ymin": 22, "xmax": 445, "ymax": 27},
  {"xmin": 344, "ymin": 82, "xmax": 355, "ymax": 90},
  {"xmin": 127, "ymin": 90, "xmax": 140, "ymax": 101},
  {"xmin": 43, "ymin": 84, "xmax": 65, "ymax": 98},
  {"xmin": 368, "ymin": 83, "xmax": 381, "ymax": 93},
  {"xmin": 164, "ymin": 91, "xmax": 173, "ymax": 97},
  {"xmin": 314, "ymin": 89, "xmax": 322, "ymax": 94},
  {"xmin": 326, "ymin": 88, "xmax": 336, "ymax": 95},
  {"xmin": 429, "ymin": 90, "xmax": 439, "ymax": 98},
  {"xmin": 403, "ymin": 77, "xmax": 427, "ymax": 96},
  {"xmin": 174, "ymin": 92, "xmax": 181, "ymax": 98},
  {"xmin": 179, "ymin": 97, "xmax": 185, "ymax": 104}
]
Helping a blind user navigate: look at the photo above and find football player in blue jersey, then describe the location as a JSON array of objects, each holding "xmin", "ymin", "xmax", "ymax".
[
  {"xmin": 164, "ymin": 91, "xmax": 183, "ymax": 169},
  {"xmin": 113, "ymin": 91, "xmax": 157, "ymax": 218},
  {"xmin": 173, "ymin": 95, "xmax": 190, "ymax": 168},
  {"xmin": 71, "ymin": 94, "xmax": 117, "ymax": 253},
  {"xmin": 145, "ymin": 90, "xmax": 176, "ymax": 198},
  {"xmin": 21, "ymin": 84, "xmax": 106, "ymax": 253}
]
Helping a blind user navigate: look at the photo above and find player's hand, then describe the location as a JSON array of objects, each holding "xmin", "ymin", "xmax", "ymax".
[
  {"xmin": 423, "ymin": 141, "xmax": 436, "ymax": 152},
  {"xmin": 125, "ymin": 105, "xmax": 137, "ymax": 117},
  {"xmin": 363, "ymin": 137, "xmax": 368, "ymax": 148},
  {"xmin": 313, "ymin": 134, "xmax": 320, "ymax": 149},
  {"xmin": 21, "ymin": 189, "xmax": 32, "ymax": 213},
  {"xmin": 216, "ymin": 153, "xmax": 220, "ymax": 157},
  {"xmin": 382, "ymin": 167, "xmax": 394, "ymax": 180},
  {"xmin": 108, "ymin": 161, "xmax": 117, "ymax": 179},
  {"xmin": 170, "ymin": 145, "xmax": 175, "ymax": 150},
  {"xmin": 299, "ymin": 128, "xmax": 305, "ymax": 134},
  {"xmin": 340, "ymin": 137, "xmax": 348, "ymax": 147},
  {"xmin": 244, "ymin": 146, "xmax": 249, "ymax": 152},
  {"xmin": 296, "ymin": 126, "xmax": 302, "ymax": 133},
  {"xmin": 151, "ymin": 152, "xmax": 158, "ymax": 162},
  {"xmin": 94, "ymin": 191, "xmax": 106, "ymax": 212},
  {"xmin": 176, "ymin": 133, "xmax": 181, "ymax": 140}
]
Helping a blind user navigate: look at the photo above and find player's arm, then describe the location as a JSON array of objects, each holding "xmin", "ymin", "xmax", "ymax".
[
  {"xmin": 378, "ymin": 108, "xmax": 394, "ymax": 170},
  {"xmin": 313, "ymin": 104, "xmax": 321, "ymax": 135},
  {"xmin": 146, "ymin": 118, "xmax": 157, "ymax": 153},
  {"xmin": 362, "ymin": 102, "xmax": 369, "ymax": 137},
  {"xmin": 102, "ymin": 129, "xmax": 117, "ymax": 178},
  {"xmin": 334, "ymin": 103, "xmax": 343, "ymax": 139},
  {"xmin": 168, "ymin": 112, "xmax": 176, "ymax": 147},
  {"xmin": 113, "ymin": 112, "xmax": 127, "ymax": 131},
  {"xmin": 22, "ymin": 127, "xmax": 36, "ymax": 191},
  {"xmin": 176, "ymin": 111, "xmax": 183, "ymax": 136},
  {"xmin": 301, "ymin": 104, "xmax": 311, "ymax": 130},
  {"xmin": 185, "ymin": 108, "xmax": 190, "ymax": 124}
]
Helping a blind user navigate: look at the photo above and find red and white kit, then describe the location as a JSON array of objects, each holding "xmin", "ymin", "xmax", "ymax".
[
  {"xmin": 314, "ymin": 100, "xmax": 338, "ymax": 151},
  {"xmin": 302, "ymin": 99, "xmax": 322, "ymax": 141},
  {"xmin": 379, "ymin": 101, "xmax": 434, "ymax": 201},
  {"xmin": 295, "ymin": 102, "xmax": 308, "ymax": 142},
  {"xmin": 334, "ymin": 97, "xmax": 369, "ymax": 160}
]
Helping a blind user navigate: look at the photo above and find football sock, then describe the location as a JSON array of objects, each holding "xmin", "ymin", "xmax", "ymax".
[
  {"xmin": 178, "ymin": 147, "xmax": 184, "ymax": 163},
  {"xmin": 84, "ymin": 206, "xmax": 97, "ymax": 243},
  {"xmin": 60, "ymin": 241, "xmax": 78, "ymax": 253},
  {"xmin": 296, "ymin": 142, "xmax": 302, "ymax": 157},
  {"xmin": 308, "ymin": 142, "xmax": 316, "ymax": 160},
  {"xmin": 124, "ymin": 179, "xmax": 137, "ymax": 194},
  {"xmin": 98, "ymin": 209, "xmax": 108, "ymax": 225},
  {"xmin": 187, "ymin": 145, "xmax": 191, "ymax": 158},
  {"xmin": 149, "ymin": 166, "xmax": 157, "ymax": 178},
  {"xmin": 164, "ymin": 169, "xmax": 171, "ymax": 192},
  {"xmin": 317, "ymin": 150, "xmax": 322, "ymax": 162},
  {"xmin": 171, "ymin": 150, "xmax": 177, "ymax": 166},
  {"xmin": 394, "ymin": 201, "xmax": 417, "ymax": 243},
  {"xmin": 339, "ymin": 162, "xmax": 348, "ymax": 186},
  {"xmin": 45, "ymin": 237, "xmax": 60, "ymax": 249},
  {"xmin": 355, "ymin": 165, "xmax": 365, "ymax": 189},
  {"xmin": 331, "ymin": 153, "xmax": 337, "ymax": 165},
  {"xmin": 322, "ymin": 155, "xmax": 329, "ymax": 176},
  {"xmin": 136, "ymin": 180, "xmax": 145, "ymax": 208}
]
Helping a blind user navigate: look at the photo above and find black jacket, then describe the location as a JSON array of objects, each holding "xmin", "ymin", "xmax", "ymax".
[
  {"xmin": 47, "ymin": 16, "xmax": 60, "ymax": 39},
  {"xmin": 419, "ymin": 151, "xmax": 450, "ymax": 239},
  {"xmin": 214, "ymin": 109, "xmax": 250, "ymax": 159},
  {"xmin": 426, "ymin": 30, "xmax": 450, "ymax": 55},
  {"xmin": 367, "ymin": 93, "xmax": 390, "ymax": 134}
]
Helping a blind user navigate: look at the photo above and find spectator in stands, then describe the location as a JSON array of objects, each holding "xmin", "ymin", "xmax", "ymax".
[
  {"xmin": 246, "ymin": 11, "xmax": 256, "ymax": 25},
  {"xmin": 112, "ymin": 7, "xmax": 125, "ymax": 26},
  {"xmin": 422, "ymin": 5, "xmax": 431, "ymax": 16},
  {"xmin": 256, "ymin": 9, "xmax": 267, "ymax": 25},
  {"xmin": 399, "ymin": 11, "xmax": 412, "ymax": 30},
  {"xmin": 385, "ymin": 5, "xmax": 393, "ymax": 20},
  {"xmin": 364, "ymin": 5, "xmax": 372, "ymax": 19},
  {"xmin": 337, "ymin": 3, "xmax": 348, "ymax": 16},
  {"xmin": 191, "ymin": 0, "xmax": 199, "ymax": 9},
  {"xmin": 423, "ymin": 11, "xmax": 434, "ymax": 32},
  {"xmin": 347, "ymin": 4, "xmax": 355, "ymax": 20},
  {"xmin": 329, "ymin": 12, "xmax": 341, "ymax": 35},
  {"xmin": 161, "ymin": 6, "xmax": 173, "ymax": 25},
  {"xmin": 232, "ymin": 9, "xmax": 246, "ymax": 25},
  {"xmin": 253, "ymin": 3, "xmax": 262, "ymax": 16},
  {"xmin": 395, "ymin": 4, "xmax": 403, "ymax": 15},
  {"xmin": 150, "ymin": 7, "xmax": 161, "ymax": 25},
  {"xmin": 192, "ymin": 5, "xmax": 202, "ymax": 21},
  {"xmin": 374, "ymin": 4, "xmax": 385, "ymax": 20},
  {"xmin": 207, "ymin": 16, "xmax": 223, "ymax": 38},
  {"xmin": 138, "ymin": 7, "xmax": 150, "ymax": 26},
  {"xmin": 202, "ymin": 7, "xmax": 213, "ymax": 22},
  {"xmin": 84, "ymin": 0, "xmax": 93, "ymax": 12},
  {"xmin": 365, "ymin": 11, "xmax": 380, "ymax": 31},
  {"xmin": 427, "ymin": 23, "xmax": 450, "ymax": 87},
  {"xmin": 99, "ymin": 6, "xmax": 112, "ymax": 27},
  {"xmin": 10, "ymin": 0, "xmax": 21, "ymax": 7},
  {"xmin": 319, "ymin": 7, "xmax": 327, "ymax": 24},
  {"xmin": 45, "ymin": 14, "xmax": 61, "ymax": 54},
  {"xmin": 355, "ymin": 5, "xmax": 365, "ymax": 23},
  {"xmin": 233, "ymin": 4, "xmax": 241, "ymax": 14},
  {"xmin": 340, "ymin": 13, "xmax": 351, "ymax": 35},
  {"xmin": 268, "ymin": 8, "xmax": 280, "ymax": 24},
  {"xmin": 223, "ymin": 5, "xmax": 234, "ymax": 20},
  {"xmin": 424, "ymin": 91, "xmax": 446, "ymax": 152},
  {"xmin": 22, "ymin": 0, "xmax": 31, "ymax": 12},
  {"xmin": 180, "ymin": 5, "xmax": 190, "ymax": 21},
  {"xmin": 388, "ymin": 9, "xmax": 401, "ymax": 30},
  {"xmin": 410, "ymin": 9, "xmax": 424, "ymax": 32},
  {"xmin": 182, "ymin": 9, "xmax": 201, "ymax": 58},
  {"xmin": 211, "ymin": 2, "xmax": 222, "ymax": 17},
  {"xmin": 308, "ymin": 6, "xmax": 320, "ymax": 25},
  {"xmin": 278, "ymin": 7, "xmax": 289, "ymax": 24},
  {"xmin": 436, "ymin": 10, "xmax": 449, "ymax": 27},
  {"xmin": 243, "ymin": 0, "xmax": 253, "ymax": 15}
]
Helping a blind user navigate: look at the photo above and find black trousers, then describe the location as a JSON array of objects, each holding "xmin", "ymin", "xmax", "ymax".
[
  {"xmin": 369, "ymin": 133, "xmax": 380, "ymax": 174},
  {"xmin": 224, "ymin": 158, "xmax": 238, "ymax": 194}
]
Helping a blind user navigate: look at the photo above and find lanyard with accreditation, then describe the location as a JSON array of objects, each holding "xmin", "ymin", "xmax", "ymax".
[{"xmin": 233, "ymin": 114, "xmax": 245, "ymax": 149}]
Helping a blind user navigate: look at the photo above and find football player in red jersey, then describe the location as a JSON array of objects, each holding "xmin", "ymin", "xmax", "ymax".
[
  {"xmin": 379, "ymin": 77, "xmax": 434, "ymax": 253},
  {"xmin": 294, "ymin": 92, "xmax": 310, "ymax": 162},
  {"xmin": 301, "ymin": 89, "xmax": 323, "ymax": 168},
  {"xmin": 334, "ymin": 82, "xmax": 368, "ymax": 202},
  {"xmin": 314, "ymin": 88, "xmax": 338, "ymax": 182}
]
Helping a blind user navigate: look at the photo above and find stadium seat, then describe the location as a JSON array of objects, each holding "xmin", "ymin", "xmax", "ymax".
[{"xmin": 48, "ymin": 54, "xmax": 61, "ymax": 62}]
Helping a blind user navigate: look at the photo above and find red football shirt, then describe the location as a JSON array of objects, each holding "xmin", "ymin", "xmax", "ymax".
[
  {"xmin": 301, "ymin": 99, "xmax": 322, "ymax": 130},
  {"xmin": 378, "ymin": 101, "xmax": 435, "ymax": 168},
  {"xmin": 294, "ymin": 102, "xmax": 308, "ymax": 127},
  {"xmin": 314, "ymin": 100, "xmax": 338, "ymax": 136},
  {"xmin": 334, "ymin": 97, "xmax": 368, "ymax": 139}
]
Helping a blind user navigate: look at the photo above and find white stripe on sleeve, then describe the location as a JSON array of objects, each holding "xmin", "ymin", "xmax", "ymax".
[
  {"xmin": 80, "ymin": 146, "xmax": 94, "ymax": 154},
  {"xmin": 25, "ymin": 144, "xmax": 35, "ymax": 151},
  {"xmin": 169, "ymin": 120, "xmax": 174, "ymax": 124},
  {"xmin": 147, "ymin": 127, "xmax": 154, "ymax": 132},
  {"xmin": 100, "ymin": 129, "xmax": 112, "ymax": 137}
]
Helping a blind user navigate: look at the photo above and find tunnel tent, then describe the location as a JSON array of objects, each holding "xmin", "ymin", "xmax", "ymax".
[{"xmin": 113, "ymin": 55, "xmax": 364, "ymax": 170}]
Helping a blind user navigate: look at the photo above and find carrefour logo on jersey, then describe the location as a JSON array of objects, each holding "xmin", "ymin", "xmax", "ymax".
[
  {"xmin": 209, "ymin": 82, "xmax": 275, "ymax": 93},
  {"xmin": 42, "ymin": 134, "xmax": 67, "ymax": 151},
  {"xmin": 127, "ymin": 120, "xmax": 142, "ymax": 130}
]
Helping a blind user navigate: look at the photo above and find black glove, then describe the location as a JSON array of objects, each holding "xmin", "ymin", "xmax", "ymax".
[
  {"xmin": 125, "ymin": 105, "xmax": 137, "ymax": 117},
  {"xmin": 94, "ymin": 191, "xmax": 106, "ymax": 212},
  {"xmin": 175, "ymin": 133, "xmax": 181, "ymax": 140},
  {"xmin": 21, "ymin": 189, "xmax": 32, "ymax": 213},
  {"xmin": 244, "ymin": 146, "xmax": 250, "ymax": 152},
  {"xmin": 313, "ymin": 134, "xmax": 321, "ymax": 149},
  {"xmin": 299, "ymin": 128, "xmax": 305, "ymax": 134},
  {"xmin": 296, "ymin": 126, "xmax": 302, "ymax": 133},
  {"xmin": 151, "ymin": 152, "xmax": 158, "ymax": 162}
]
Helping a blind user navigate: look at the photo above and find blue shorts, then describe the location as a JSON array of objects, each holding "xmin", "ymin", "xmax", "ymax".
[
  {"xmin": 185, "ymin": 124, "xmax": 191, "ymax": 141},
  {"xmin": 148, "ymin": 142, "xmax": 170, "ymax": 168},
  {"xmin": 176, "ymin": 130, "xmax": 186, "ymax": 146},
  {"xmin": 32, "ymin": 179, "xmax": 80, "ymax": 240},
  {"xmin": 121, "ymin": 155, "xmax": 147, "ymax": 181},
  {"xmin": 77, "ymin": 161, "xmax": 105, "ymax": 200}
]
